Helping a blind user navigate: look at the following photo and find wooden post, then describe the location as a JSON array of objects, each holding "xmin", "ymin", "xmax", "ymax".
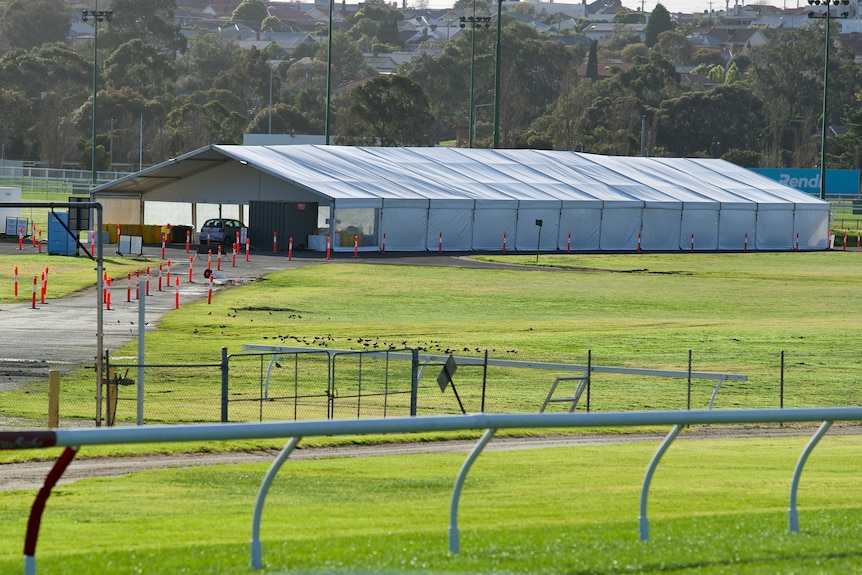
[{"xmin": 48, "ymin": 370, "xmax": 60, "ymax": 429}]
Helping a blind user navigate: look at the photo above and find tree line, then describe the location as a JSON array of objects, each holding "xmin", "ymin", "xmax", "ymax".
[{"xmin": 1, "ymin": 0, "xmax": 861, "ymax": 171}]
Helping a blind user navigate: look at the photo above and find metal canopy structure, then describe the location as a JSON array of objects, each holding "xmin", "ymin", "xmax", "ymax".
[{"xmin": 91, "ymin": 145, "xmax": 831, "ymax": 252}]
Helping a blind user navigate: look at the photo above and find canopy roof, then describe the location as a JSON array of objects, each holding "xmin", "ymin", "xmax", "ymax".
[{"xmin": 93, "ymin": 145, "xmax": 828, "ymax": 212}]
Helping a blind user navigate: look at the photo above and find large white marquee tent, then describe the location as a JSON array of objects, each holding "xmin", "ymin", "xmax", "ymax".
[{"xmin": 91, "ymin": 145, "xmax": 830, "ymax": 252}]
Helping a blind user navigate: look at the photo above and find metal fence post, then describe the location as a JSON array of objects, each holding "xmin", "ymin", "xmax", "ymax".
[
  {"xmin": 780, "ymin": 350, "xmax": 785, "ymax": 410},
  {"xmin": 221, "ymin": 347, "xmax": 228, "ymax": 423},
  {"xmin": 586, "ymin": 350, "xmax": 591, "ymax": 413},
  {"xmin": 687, "ymin": 349, "xmax": 692, "ymax": 411},
  {"xmin": 410, "ymin": 348, "xmax": 419, "ymax": 416}
]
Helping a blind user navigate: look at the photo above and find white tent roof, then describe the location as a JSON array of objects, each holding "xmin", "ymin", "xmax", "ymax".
[{"xmin": 94, "ymin": 144, "xmax": 824, "ymax": 212}]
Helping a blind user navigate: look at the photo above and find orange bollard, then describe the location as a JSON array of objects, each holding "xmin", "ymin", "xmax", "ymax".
[
  {"xmin": 326, "ymin": 235, "xmax": 331, "ymax": 260},
  {"xmin": 31, "ymin": 276, "xmax": 36, "ymax": 309},
  {"xmin": 245, "ymin": 238, "xmax": 250, "ymax": 262},
  {"xmin": 744, "ymin": 232, "xmax": 748, "ymax": 252},
  {"xmin": 14, "ymin": 266, "xmax": 18, "ymax": 296},
  {"xmin": 106, "ymin": 277, "xmax": 112, "ymax": 310},
  {"xmin": 503, "ymin": 232, "xmax": 507, "ymax": 254},
  {"xmin": 175, "ymin": 277, "xmax": 180, "ymax": 309},
  {"xmin": 353, "ymin": 235, "xmax": 358, "ymax": 258},
  {"xmin": 166, "ymin": 260, "xmax": 171, "ymax": 286},
  {"xmin": 161, "ymin": 234, "xmax": 166, "ymax": 260},
  {"xmin": 207, "ymin": 249, "xmax": 212, "ymax": 271},
  {"xmin": 207, "ymin": 272, "xmax": 213, "ymax": 305},
  {"xmin": 189, "ymin": 255, "xmax": 194, "ymax": 282},
  {"xmin": 185, "ymin": 230, "xmax": 190, "ymax": 252},
  {"xmin": 438, "ymin": 231, "xmax": 443, "ymax": 253},
  {"xmin": 127, "ymin": 273, "xmax": 131, "ymax": 302},
  {"xmin": 40, "ymin": 271, "xmax": 45, "ymax": 304},
  {"xmin": 382, "ymin": 232, "xmax": 386, "ymax": 254},
  {"xmin": 637, "ymin": 232, "xmax": 641, "ymax": 253},
  {"xmin": 273, "ymin": 231, "xmax": 277, "ymax": 253},
  {"xmin": 135, "ymin": 270, "xmax": 140, "ymax": 300},
  {"xmin": 567, "ymin": 232, "xmax": 571, "ymax": 254},
  {"xmin": 18, "ymin": 227, "xmax": 23, "ymax": 250},
  {"xmin": 145, "ymin": 267, "xmax": 150, "ymax": 296},
  {"xmin": 217, "ymin": 246, "xmax": 222, "ymax": 271},
  {"xmin": 288, "ymin": 237, "xmax": 293, "ymax": 260},
  {"xmin": 158, "ymin": 263, "xmax": 163, "ymax": 292}
]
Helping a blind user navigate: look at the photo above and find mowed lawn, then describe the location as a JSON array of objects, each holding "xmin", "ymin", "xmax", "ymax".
[
  {"xmin": 3, "ymin": 435, "xmax": 862, "ymax": 574},
  {"xmin": 3, "ymin": 251, "xmax": 862, "ymax": 573}
]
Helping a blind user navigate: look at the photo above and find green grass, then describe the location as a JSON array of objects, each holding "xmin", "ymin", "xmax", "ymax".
[
  {"xmin": 4, "ymin": 251, "xmax": 862, "ymax": 431},
  {"xmin": 4, "ymin": 251, "xmax": 862, "ymax": 573},
  {"xmin": 3, "ymin": 436, "xmax": 862, "ymax": 573},
  {"xmin": 1, "ymin": 253, "xmax": 145, "ymax": 303}
]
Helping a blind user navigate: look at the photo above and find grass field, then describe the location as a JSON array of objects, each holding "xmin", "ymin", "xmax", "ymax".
[
  {"xmin": 3, "ymin": 435, "xmax": 862, "ymax": 574},
  {"xmin": 3, "ymin": 250, "xmax": 862, "ymax": 572},
  {"xmin": 4, "ymin": 250, "xmax": 862, "ymax": 429}
]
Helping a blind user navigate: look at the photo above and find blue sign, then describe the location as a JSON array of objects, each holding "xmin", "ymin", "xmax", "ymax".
[{"xmin": 751, "ymin": 168, "xmax": 860, "ymax": 195}]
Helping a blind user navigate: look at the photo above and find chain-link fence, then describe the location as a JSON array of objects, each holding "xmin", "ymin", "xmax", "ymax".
[{"xmin": 2, "ymin": 346, "xmax": 861, "ymax": 429}]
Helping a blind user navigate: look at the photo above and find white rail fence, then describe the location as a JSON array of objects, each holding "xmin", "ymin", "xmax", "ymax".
[{"xmin": 2, "ymin": 407, "xmax": 861, "ymax": 574}]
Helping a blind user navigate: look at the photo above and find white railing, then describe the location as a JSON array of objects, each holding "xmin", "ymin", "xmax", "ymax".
[{"xmin": 2, "ymin": 407, "xmax": 861, "ymax": 574}]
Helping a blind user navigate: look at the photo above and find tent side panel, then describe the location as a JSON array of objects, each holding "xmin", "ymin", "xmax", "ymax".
[
  {"xmin": 473, "ymin": 208, "xmax": 517, "ymax": 251},
  {"xmin": 641, "ymin": 207, "xmax": 682, "ymax": 251},
  {"xmin": 794, "ymin": 208, "xmax": 830, "ymax": 250},
  {"xmin": 381, "ymin": 207, "xmax": 428, "ymax": 251},
  {"xmin": 755, "ymin": 209, "xmax": 795, "ymax": 250},
  {"xmin": 600, "ymin": 207, "xmax": 641, "ymax": 251},
  {"xmin": 428, "ymin": 208, "xmax": 473, "ymax": 251},
  {"xmin": 717, "ymin": 209, "xmax": 756, "ymax": 250},
  {"xmin": 558, "ymin": 207, "xmax": 601, "ymax": 251},
  {"xmin": 680, "ymin": 209, "xmax": 719, "ymax": 251},
  {"xmin": 515, "ymin": 208, "xmax": 561, "ymax": 251}
]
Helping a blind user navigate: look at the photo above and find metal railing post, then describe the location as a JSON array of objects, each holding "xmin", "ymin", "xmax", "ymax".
[
  {"xmin": 221, "ymin": 347, "xmax": 229, "ymax": 423},
  {"xmin": 410, "ymin": 348, "xmax": 419, "ymax": 416}
]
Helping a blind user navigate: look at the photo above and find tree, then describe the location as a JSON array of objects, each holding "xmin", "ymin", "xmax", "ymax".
[
  {"xmin": 655, "ymin": 84, "xmax": 765, "ymax": 157},
  {"xmin": 232, "ymin": 0, "xmax": 269, "ymax": 30},
  {"xmin": 103, "ymin": 39, "xmax": 176, "ymax": 98},
  {"xmin": 246, "ymin": 102, "xmax": 321, "ymax": 135},
  {"xmin": 316, "ymin": 31, "xmax": 371, "ymax": 86},
  {"xmin": 0, "ymin": 90, "xmax": 30, "ymax": 158},
  {"xmin": 644, "ymin": 3, "xmax": 673, "ymax": 47},
  {"xmin": 347, "ymin": 75, "xmax": 435, "ymax": 146},
  {"xmin": 176, "ymin": 35, "xmax": 242, "ymax": 92},
  {"xmin": 653, "ymin": 30, "xmax": 693, "ymax": 66},
  {"xmin": 586, "ymin": 40, "xmax": 598, "ymax": 80},
  {"xmin": 1, "ymin": 0, "xmax": 69, "ymax": 50},
  {"xmin": 261, "ymin": 16, "xmax": 284, "ymax": 32},
  {"xmin": 102, "ymin": 0, "xmax": 186, "ymax": 53},
  {"xmin": 747, "ymin": 22, "xmax": 856, "ymax": 167}
]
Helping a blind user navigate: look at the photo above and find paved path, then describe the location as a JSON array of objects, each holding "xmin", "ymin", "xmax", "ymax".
[{"xmin": 0, "ymin": 243, "xmax": 317, "ymax": 389}]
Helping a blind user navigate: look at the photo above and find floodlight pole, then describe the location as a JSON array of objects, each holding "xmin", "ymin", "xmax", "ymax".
[
  {"xmin": 818, "ymin": 6, "xmax": 830, "ymax": 201},
  {"xmin": 324, "ymin": 0, "xmax": 334, "ymax": 145},
  {"xmin": 461, "ymin": 12, "xmax": 490, "ymax": 148},
  {"xmin": 808, "ymin": 0, "xmax": 850, "ymax": 200},
  {"xmin": 493, "ymin": 0, "xmax": 503, "ymax": 148},
  {"xmin": 82, "ymin": 2, "xmax": 113, "ymax": 186}
]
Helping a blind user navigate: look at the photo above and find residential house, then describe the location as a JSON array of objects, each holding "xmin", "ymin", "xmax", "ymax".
[
  {"xmin": 583, "ymin": 23, "xmax": 646, "ymax": 44},
  {"xmin": 687, "ymin": 27, "xmax": 767, "ymax": 60}
]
